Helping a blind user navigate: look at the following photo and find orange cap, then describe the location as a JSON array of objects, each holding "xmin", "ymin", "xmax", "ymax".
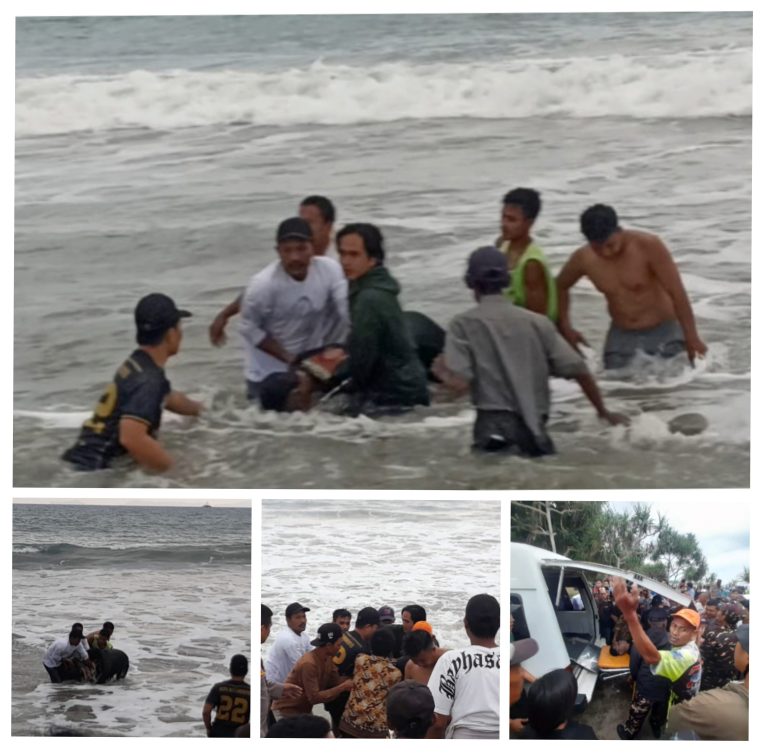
[
  {"xmin": 671, "ymin": 608, "xmax": 700, "ymax": 629},
  {"xmin": 412, "ymin": 621, "xmax": 433, "ymax": 634}
]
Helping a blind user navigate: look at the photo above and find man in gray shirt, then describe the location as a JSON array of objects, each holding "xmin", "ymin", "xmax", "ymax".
[{"xmin": 432, "ymin": 246, "xmax": 627, "ymax": 454}]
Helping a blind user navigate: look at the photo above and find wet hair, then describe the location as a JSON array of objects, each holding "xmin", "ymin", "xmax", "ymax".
[
  {"xmin": 333, "ymin": 608, "xmax": 352, "ymax": 623},
  {"xmin": 259, "ymin": 371, "xmax": 300, "ymax": 412},
  {"xmin": 387, "ymin": 682, "xmax": 435, "ymax": 739},
  {"xmin": 402, "ymin": 604, "xmax": 427, "ymax": 624},
  {"xmin": 527, "ymin": 668, "xmax": 578, "ymax": 735},
  {"xmin": 706, "ymin": 599, "xmax": 720, "ymax": 608},
  {"xmin": 403, "ymin": 629, "xmax": 434, "ymax": 659},
  {"xmin": 336, "ymin": 222, "xmax": 386, "ymax": 263},
  {"xmin": 261, "ymin": 604, "xmax": 273, "ymax": 626},
  {"xmin": 355, "ymin": 606, "xmax": 382, "ymax": 629},
  {"xmin": 465, "ymin": 594, "xmax": 500, "ymax": 639},
  {"xmin": 580, "ymin": 204, "xmax": 620, "ymax": 243},
  {"xmin": 101, "ymin": 622, "xmax": 114, "ymax": 636},
  {"xmin": 267, "ymin": 714, "xmax": 331, "ymax": 738},
  {"xmin": 71, "ymin": 623, "xmax": 83, "ymax": 633},
  {"xmin": 229, "ymin": 654, "xmax": 248, "ymax": 677},
  {"xmin": 371, "ymin": 627, "xmax": 396, "ymax": 657},
  {"xmin": 300, "ymin": 195, "xmax": 335, "ymax": 224},
  {"xmin": 502, "ymin": 187, "xmax": 541, "ymax": 220}
]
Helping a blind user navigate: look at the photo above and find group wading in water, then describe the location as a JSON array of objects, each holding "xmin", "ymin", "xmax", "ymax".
[
  {"xmin": 261, "ymin": 595, "xmax": 500, "ymax": 739},
  {"xmin": 62, "ymin": 191, "xmax": 708, "ymax": 473}
]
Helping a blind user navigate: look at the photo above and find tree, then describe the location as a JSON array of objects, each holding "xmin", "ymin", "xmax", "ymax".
[
  {"xmin": 738, "ymin": 567, "xmax": 750, "ymax": 583},
  {"xmin": 651, "ymin": 524, "xmax": 707, "ymax": 584}
]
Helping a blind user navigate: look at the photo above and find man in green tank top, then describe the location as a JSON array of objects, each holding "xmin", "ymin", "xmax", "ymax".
[{"xmin": 495, "ymin": 188, "xmax": 558, "ymax": 321}]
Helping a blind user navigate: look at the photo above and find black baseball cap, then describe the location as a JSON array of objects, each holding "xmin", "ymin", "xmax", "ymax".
[
  {"xmin": 135, "ymin": 293, "xmax": 191, "ymax": 336},
  {"xmin": 465, "ymin": 246, "xmax": 511, "ymax": 289},
  {"xmin": 285, "ymin": 602, "xmax": 310, "ymax": 618},
  {"xmin": 386, "ymin": 681, "xmax": 435, "ymax": 728},
  {"xmin": 276, "ymin": 217, "xmax": 312, "ymax": 243},
  {"xmin": 310, "ymin": 622, "xmax": 344, "ymax": 647}
]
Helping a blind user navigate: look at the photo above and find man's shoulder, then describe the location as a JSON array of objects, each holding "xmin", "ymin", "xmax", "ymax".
[{"xmin": 245, "ymin": 260, "xmax": 282, "ymax": 288}]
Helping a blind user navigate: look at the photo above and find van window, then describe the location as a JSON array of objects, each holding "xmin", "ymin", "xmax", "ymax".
[{"xmin": 510, "ymin": 593, "xmax": 530, "ymax": 640}]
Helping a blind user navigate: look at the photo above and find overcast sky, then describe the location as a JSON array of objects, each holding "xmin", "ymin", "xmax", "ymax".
[
  {"xmin": 610, "ymin": 501, "xmax": 749, "ymax": 582},
  {"xmin": 14, "ymin": 498, "xmax": 251, "ymax": 508}
]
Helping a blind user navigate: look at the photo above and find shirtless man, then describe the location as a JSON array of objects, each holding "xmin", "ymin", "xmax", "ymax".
[
  {"xmin": 557, "ymin": 204, "xmax": 707, "ymax": 369},
  {"xmin": 403, "ymin": 627, "xmax": 447, "ymax": 685}
]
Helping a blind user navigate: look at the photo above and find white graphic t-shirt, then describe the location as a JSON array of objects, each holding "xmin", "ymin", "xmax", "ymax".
[{"xmin": 427, "ymin": 645, "xmax": 500, "ymax": 735}]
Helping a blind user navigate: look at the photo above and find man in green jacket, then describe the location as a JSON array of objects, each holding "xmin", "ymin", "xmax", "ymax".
[{"xmin": 335, "ymin": 223, "xmax": 429, "ymax": 414}]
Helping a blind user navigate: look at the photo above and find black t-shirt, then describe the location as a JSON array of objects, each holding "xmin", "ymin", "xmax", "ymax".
[
  {"xmin": 332, "ymin": 630, "xmax": 368, "ymax": 677},
  {"xmin": 62, "ymin": 349, "xmax": 171, "ymax": 470},
  {"xmin": 205, "ymin": 679, "xmax": 251, "ymax": 736}
]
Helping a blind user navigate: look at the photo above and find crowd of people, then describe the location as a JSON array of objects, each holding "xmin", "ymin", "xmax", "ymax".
[
  {"xmin": 510, "ymin": 576, "xmax": 750, "ymax": 740},
  {"xmin": 60, "ymin": 188, "xmax": 709, "ymax": 472},
  {"xmin": 261, "ymin": 594, "xmax": 500, "ymax": 738}
]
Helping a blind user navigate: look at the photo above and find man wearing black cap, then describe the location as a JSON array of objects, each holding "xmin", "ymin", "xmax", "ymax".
[
  {"xmin": 202, "ymin": 654, "xmax": 251, "ymax": 737},
  {"xmin": 209, "ymin": 195, "xmax": 340, "ymax": 346},
  {"xmin": 42, "ymin": 626, "xmax": 93, "ymax": 682},
  {"xmin": 62, "ymin": 292, "xmax": 202, "ymax": 472},
  {"xmin": 426, "ymin": 594, "xmax": 501, "ymax": 739},
  {"xmin": 265, "ymin": 602, "xmax": 313, "ymax": 685},
  {"xmin": 432, "ymin": 246, "xmax": 626, "ymax": 455},
  {"xmin": 234, "ymin": 216, "xmax": 349, "ymax": 401},
  {"xmin": 272, "ymin": 623, "xmax": 353, "ymax": 720}
]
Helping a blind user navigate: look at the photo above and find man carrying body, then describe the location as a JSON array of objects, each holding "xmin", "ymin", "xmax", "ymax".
[
  {"xmin": 62, "ymin": 293, "xmax": 202, "ymax": 472},
  {"xmin": 272, "ymin": 623, "xmax": 353, "ymax": 720},
  {"xmin": 611, "ymin": 577, "xmax": 702, "ymax": 740},
  {"xmin": 209, "ymin": 195, "xmax": 339, "ymax": 345},
  {"xmin": 557, "ymin": 204, "xmax": 707, "ymax": 369},
  {"xmin": 238, "ymin": 217, "xmax": 349, "ymax": 400},
  {"xmin": 203, "ymin": 654, "xmax": 251, "ymax": 737},
  {"xmin": 426, "ymin": 594, "xmax": 501, "ymax": 739},
  {"xmin": 403, "ymin": 627, "xmax": 448, "ymax": 685},
  {"xmin": 325, "ymin": 606, "xmax": 382, "ymax": 733},
  {"xmin": 264, "ymin": 602, "xmax": 312, "ymax": 685},
  {"xmin": 495, "ymin": 187, "xmax": 557, "ymax": 320},
  {"xmin": 260, "ymin": 605, "xmax": 303, "ymax": 737},
  {"xmin": 86, "ymin": 622, "xmax": 114, "ymax": 650},
  {"xmin": 42, "ymin": 627, "xmax": 93, "ymax": 683},
  {"xmin": 432, "ymin": 246, "xmax": 627, "ymax": 455},
  {"xmin": 335, "ymin": 222, "xmax": 429, "ymax": 414}
]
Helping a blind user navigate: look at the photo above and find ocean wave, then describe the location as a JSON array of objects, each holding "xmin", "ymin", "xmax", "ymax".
[
  {"xmin": 15, "ymin": 50, "xmax": 752, "ymax": 136},
  {"xmin": 12, "ymin": 541, "xmax": 251, "ymax": 569}
]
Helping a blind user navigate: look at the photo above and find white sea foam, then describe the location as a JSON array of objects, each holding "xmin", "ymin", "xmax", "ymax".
[{"xmin": 16, "ymin": 49, "xmax": 752, "ymax": 137}]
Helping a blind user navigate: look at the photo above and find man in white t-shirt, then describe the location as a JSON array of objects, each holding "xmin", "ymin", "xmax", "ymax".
[
  {"xmin": 238, "ymin": 217, "xmax": 349, "ymax": 399},
  {"xmin": 42, "ymin": 627, "xmax": 93, "ymax": 682},
  {"xmin": 426, "ymin": 594, "xmax": 500, "ymax": 739},
  {"xmin": 264, "ymin": 602, "xmax": 313, "ymax": 685}
]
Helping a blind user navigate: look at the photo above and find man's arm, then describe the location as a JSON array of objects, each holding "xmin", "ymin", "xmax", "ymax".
[
  {"xmin": 164, "ymin": 390, "xmax": 203, "ymax": 416},
  {"xmin": 648, "ymin": 239, "xmax": 707, "ymax": 364},
  {"xmin": 522, "ymin": 260, "xmax": 549, "ymax": 317},
  {"xmin": 257, "ymin": 334, "xmax": 295, "ymax": 366},
  {"xmin": 426, "ymin": 713, "xmax": 450, "ymax": 739},
  {"xmin": 432, "ymin": 319, "xmax": 473, "ymax": 395},
  {"xmin": 556, "ymin": 251, "xmax": 589, "ymax": 353},
  {"xmin": 430, "ymin": 354, "xmax": 470, "ymax": 394},
  {"xmin": 202, "ymin": 702, "xmax": 214, "ymax": 734},
  {"xmin": 346, "ymin": 293, "xmax": 385, "ymax": 390},
  {"xmin": 574, "ymin": 373, "xmax": 629, "ymax": 426},
  {"xmin": 610, "ymin": 578, "xmax": 661, "ymax": 665},
  {"xmin": 298, "ymin": 663, "xmax": 352, "ymax": 705},
  {"xmin": 119, "ymin": 418, "xmax": 173, "ymax": 472},
  {"xmin": 209, "ymin": 294, "xmax": 242, "ymax": 347}
]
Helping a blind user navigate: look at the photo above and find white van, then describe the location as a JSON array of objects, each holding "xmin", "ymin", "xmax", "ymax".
[{"xmin": 510, "ymin": 542, "xmax": 693, "ymax": 702}]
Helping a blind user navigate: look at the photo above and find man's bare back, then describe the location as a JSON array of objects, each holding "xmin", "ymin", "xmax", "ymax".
[
  {"xmin": 404, "ymin": 647, "xmax": 448, "ymax": 685},
  {"xmin": 557, "ymin": 205, "xmax": 707, "ymax": 366}
]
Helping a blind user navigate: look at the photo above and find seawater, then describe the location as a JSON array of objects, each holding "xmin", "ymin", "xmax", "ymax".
[
  {"xmin": 14, "ymin": 13, "xmax": 751, "ymax": 488},
  {"xmin": 261, "ymin": 499, "xmax": 501, "ymax": 654},
  {"xmin": 12, "ymin": 504, "xmax": 251, "ymax": 737}
]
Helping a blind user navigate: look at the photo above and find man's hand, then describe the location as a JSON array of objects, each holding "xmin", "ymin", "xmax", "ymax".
[
  {"xmin": 339, "ymin": 679, "xmax": 354, "ymax": 692},
  {"xmin": 599, "ymin": 409, "xmax": 631, "ymax": 426},
  {"xmin": 209, "ymin": 313, "xmax": 229, "ymax": 347},
  {"xmin": 611, "ymin": 576, "xmax": 640, "ymax": 617},
  {"xmin": 282, "ymin": 682, "xmax": 303, "ymax": 699},
  {"xmin": 685, "ymin": 335, "xmax": 708, "ymax": 367},
  {"xmin": 561, "ymin": 326, "xmax": 590, "ymax": 356},
  {"xmin": 510, "ymin": 718, "xmax": 528, "ymax": 735}
]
